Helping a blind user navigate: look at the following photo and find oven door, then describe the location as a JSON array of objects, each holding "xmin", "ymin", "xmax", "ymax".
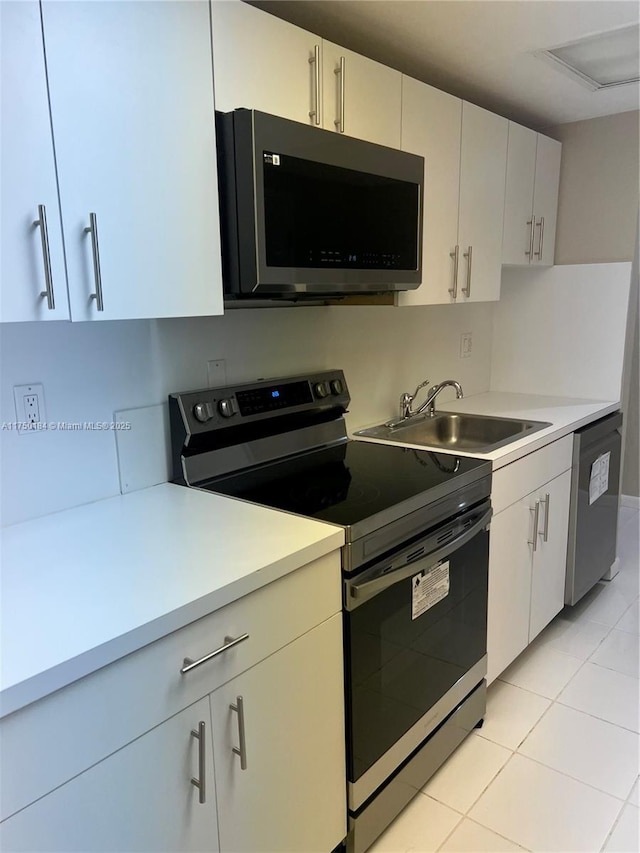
[{"xmin": 343, "ymin": 499, "xmax": 491, "ymax": 811}]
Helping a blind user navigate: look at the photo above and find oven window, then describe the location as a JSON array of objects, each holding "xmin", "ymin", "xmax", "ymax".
[
  {"xmin": 262, "ymin": 153, "xmax": 419, "ymax": 271},
  {"xmin": 344, "ymin": 529, "xmax": 488, "ymax": 783}
]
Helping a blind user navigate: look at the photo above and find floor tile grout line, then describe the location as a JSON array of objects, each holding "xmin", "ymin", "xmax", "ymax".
[
  {"xmin": 581, "ymin": 657, "xmax": 640, "ymax": 682},
  {"xmin": 554, "ymin": 697, "xmax": 640, "ymax": 735},
  {"xmin": 434, "ymin": 810, "xmax": 533, "ymax": 852},
  {"xmin": 512, "ymin": 739, "xmax": 634, "ymax": 803},
  {"xmin": 598, "ymin": 796, "xmax": 630, "ymax": 853}
]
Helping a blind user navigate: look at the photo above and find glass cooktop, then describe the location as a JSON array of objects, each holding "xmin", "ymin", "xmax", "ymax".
[{"xmin": 198, "ymin": 440, "xmax": 488, "ymax": 529}]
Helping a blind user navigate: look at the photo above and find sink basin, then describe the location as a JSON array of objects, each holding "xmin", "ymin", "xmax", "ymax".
[{"xmin": 355, "ymin": 411, "xmax": 552, "ymax": 453}]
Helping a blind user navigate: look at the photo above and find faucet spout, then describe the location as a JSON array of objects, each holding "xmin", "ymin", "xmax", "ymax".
[{"xmin": 415, "ymin": 380, "xmax": 464, "ymax": 418}]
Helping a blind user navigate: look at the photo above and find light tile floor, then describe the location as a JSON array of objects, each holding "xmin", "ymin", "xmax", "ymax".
[{"xmin": 370, "ymin": 506, "xmax": 640, "ymax": 853}]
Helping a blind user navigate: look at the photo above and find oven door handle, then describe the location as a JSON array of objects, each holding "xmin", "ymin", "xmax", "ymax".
[{"xmin": 346, "ymin": 507, "xmax": 492, "ymax": 609}]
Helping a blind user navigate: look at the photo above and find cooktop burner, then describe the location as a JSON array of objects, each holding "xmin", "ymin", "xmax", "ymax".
[{"xmin": 199, "ymin": 440, "xmax": 485, "ymax": 529}]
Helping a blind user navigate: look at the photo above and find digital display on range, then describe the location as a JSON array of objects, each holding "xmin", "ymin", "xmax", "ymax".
[{"xmin": 236, "ymin": 381, "xmax": 313, "ymax": 416}]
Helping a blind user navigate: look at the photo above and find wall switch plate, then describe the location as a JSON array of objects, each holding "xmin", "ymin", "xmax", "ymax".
[
  {"xmin": 207, "ymin": 359, "xmax": 227, "ymax": 388},
  {"xmin": 460, "ymin": 332, "xmax": 473, "ymax": 359},
  {"xmin": 13, "ymin": 383, "xmax": 46, "ymax": 434}
]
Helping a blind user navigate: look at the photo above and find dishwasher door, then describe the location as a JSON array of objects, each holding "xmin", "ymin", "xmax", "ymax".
[{"xmin": 565, "ymin": 412, "xmax": 623, "ymax": 606}]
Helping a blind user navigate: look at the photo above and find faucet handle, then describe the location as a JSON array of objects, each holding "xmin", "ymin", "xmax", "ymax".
[{"xmin": 411, "ymin": 379, "xmax": 430, "ymax": 399}]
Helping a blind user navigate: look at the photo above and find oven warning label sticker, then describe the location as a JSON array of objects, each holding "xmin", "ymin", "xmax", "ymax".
[
  {"xmin": 589, "ymin": 451, "xmax": 611, "ymax": 505},
  {"xmin": 411, "ymin": 561, "xmax": 450, "ymax": 620}
]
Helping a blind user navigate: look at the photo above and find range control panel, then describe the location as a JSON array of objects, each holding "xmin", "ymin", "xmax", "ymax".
[{"xmin": 170, "ymin": 370, "xmax": 349, "ymax": 439}]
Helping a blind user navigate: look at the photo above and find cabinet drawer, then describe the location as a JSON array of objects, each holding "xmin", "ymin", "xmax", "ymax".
[
  {"xmin": 491, "ymin": 435, "xmax": 573, "ymax": 514},
  {"xmin": 0, "ymin": 551, "xmax": 341, "ymax": 820}
]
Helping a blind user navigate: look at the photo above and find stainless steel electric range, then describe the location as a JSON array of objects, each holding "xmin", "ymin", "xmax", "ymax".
[{"xmin": 169, "ymin": 370, "xmax": 492, "ymax": 853}]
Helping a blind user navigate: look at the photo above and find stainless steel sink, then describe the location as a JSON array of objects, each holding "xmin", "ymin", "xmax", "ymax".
[{"xmin": 355, "ymin": 411, "xmax": 552, "ymax": 453}]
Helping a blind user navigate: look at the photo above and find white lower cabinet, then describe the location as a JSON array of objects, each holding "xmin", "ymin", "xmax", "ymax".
[
  {"xmin": 487, "ymin": 438, "xmax": 573, "ymax": 683},
  {"xmin": 213, "ymin": 614, "xmax": 345, "ymax": 853},
  {"xmin": 0, "ymin": 697, "xmax": 218, "ymax": 852},
  {"xmin": 0, "ymin": 554, "xmax": 346, "ymax": 853}
]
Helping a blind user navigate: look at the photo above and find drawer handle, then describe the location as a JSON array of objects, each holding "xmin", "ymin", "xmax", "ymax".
[
  {"xmin": 540, "ymin": 492, "xmax": 550, "ymax": 542},
  {"xmin": 535, "ymin": 216, "xmax": 545, "ymax": 260},
  {"xmin": 528, "ymin": 501, "xmax": 540, "ymax": 552},
  {"xmin": 83, "ymin": 212, "xmax": 104, "ymax": 311},
  {"xmin": 180, "ymin": 633, "xmax": 249, "ymax": 674},
  {"xmin": 230, "ymin": 695, "xmax": 248, "ymax": 770},
  {"xmin": 448, "ymin": 245, "xmax": 459, "ymax": 298},
  {"xmin": 462, "ymin": 245, "xmax": 472, "ymax": 297},
  {"xmin": 308, "ymin": 44, "xmax": 321, "ymax": 125},
  {"xmin": 334, "ymin": 55, "xmax": 345, "ymax": 133},
  {"xmin": 525, "ymin": 218, "xmax": 535, "ymax": 259},
  {"xmin": 190, "ymin": 721, "xmax": 206, "ymax": 804},
  {"xmin": 33, "ymin": 204, "xmax": 56, "ymax": 309}
]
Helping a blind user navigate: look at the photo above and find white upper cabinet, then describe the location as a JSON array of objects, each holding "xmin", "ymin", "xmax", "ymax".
[
  {"xmin": 532, "ymin": 134, "xmax": 562, "ymax": 266},
  {"xmin": 211, "ymin": 3, "xmax": 402, "ymax": 147},
  {"xmin": 398, "ymin": 78, "xmax": 462, "ymax": 306},
  {"xmin": 457, "ymin": 102, "xmax": 509, "ymax": 302},
  {"xmin": 0, "ymin": 1, "xmax": 69, "ymax": 322},
  {"xmin": 41, "ymin": 0, "xmax": 223, "ymax": 321},
  {"xmin": 211, "ymin": 1, "xmax": 323, "ymax": 125},
  {"xmin": 399, "ymin": 93, "xmax": 507, "ymax": 306},
  {"xmin": 503, "ymin": 122, "xmax": 561, "ymax": 267},
  {"xmin": 321, "ymin": 42, "xmax": 402, "ymax": 147}
]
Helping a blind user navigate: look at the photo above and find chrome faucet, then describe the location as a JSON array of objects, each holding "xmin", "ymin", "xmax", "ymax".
[{"xmin": 388, "ymin": 379, "xmax": 464, "ymax": 427}]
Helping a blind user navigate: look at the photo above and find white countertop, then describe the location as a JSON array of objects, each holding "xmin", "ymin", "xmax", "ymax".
[
  {"xmin": 0, "ymin": 483, "xmax": 344, "ymax": 718},
  {"xmin": 352, "ymin": 392, "xmax": 619, "ymax": 470}
]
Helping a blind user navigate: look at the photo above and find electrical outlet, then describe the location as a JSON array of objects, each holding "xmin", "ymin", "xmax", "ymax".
[
  {"xmin": 460, "ymin": 332, "xmax": 473, "ymax": 359},
  {"xmin": 13, "ymin": 383, "xmax": 46, "ymax": 434},
  {"xmin": 207, "ymin": 359, "xmax": 227, "ymax": 388}
]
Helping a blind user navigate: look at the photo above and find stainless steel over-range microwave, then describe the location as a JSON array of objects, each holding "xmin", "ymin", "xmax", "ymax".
[{"xmin": 215, "ymin": 109, "xmax": 424, "ymax": 301}]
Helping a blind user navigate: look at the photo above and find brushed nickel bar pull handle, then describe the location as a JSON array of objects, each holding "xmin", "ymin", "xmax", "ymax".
[
  {"xmin": 230, "ymin": 695, "xmax": 248, "ymax": 770},
  {"xmin": 535, "ymin": 216, "xmax": 544, "ymax": 260},
  {"xmin": 462, "ymin": 245, "xmax": 472, "ymax": 297},
  {"xmin": 541, "ymin": 492, "xmax": 550, "ymax": 542},
  {"xmin": 308, "ymin": 45, "xmax": 321, "ymax": 125},
  {"xmin": 33, "ymin": 204, "xmax": 56, "ymax": 310},
  {"xmin": 528, "ymin": 501, "xmax": 540, "ymax": 551},
  {"xmin": 448, "ymin": 245, "xmax": 459, "ymax": 298},
  {"xmin": 180, "ymin": 633, "xmax": 249, "ymax": 674},
  {"xmin": 525, "ymin": 217, "xmax": 535, "ymax": 260},
  {"xmin": 334, "ymin": 56, "xmax": 345, "ymax": 133},
  {"xmin": 83, "ymin": 212, "xmax": 104, "ymax": 311},
  {"xmin": 190, "ymin": 721, "xmax": 206, "ymax": 804}
]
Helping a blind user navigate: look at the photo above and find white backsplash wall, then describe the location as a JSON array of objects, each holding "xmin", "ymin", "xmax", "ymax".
[
  {"xmin": 491, "ymin": 263, "xmax": 632, "ymax": 401},
  {"xmin": 1, "ymin": 302, "xmax": 494, "ymax": 526}
]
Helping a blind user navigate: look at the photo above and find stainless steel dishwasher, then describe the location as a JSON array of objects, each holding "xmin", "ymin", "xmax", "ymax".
[{"xmin": 565, "ymin": 412, "xmax": 623, "ymax": 605}]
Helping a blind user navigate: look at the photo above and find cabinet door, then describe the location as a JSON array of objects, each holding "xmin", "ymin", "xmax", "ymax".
[
  {"xmin": 0, "ymin": 1, "xmax": 69, "ymax": 322},
  {"xmin": 322, "ymin": 41, "xmax": 402, "ymax": 148},
  {"xmin": 529, "ymin": 469, "xmax": 571, "ymax": 641},
  {"xmin": 212, "ymin": 614, "xmax": 346, "ymax": 853},
  {"xmin": 502, "ymin": 122, "xmax": 537, "ymax": 266},
  {"xmin": 0, "ymin": 698, "xmax": 218, "ymax": 852},
  {"xmin": 457, "ymin": 102, "xmax": 508, "ymax": 302},
  {"xmin": 212, "ymin": 0, "xmax": 322, "ymax": 126},
  {"xmin": 41, "ymin": 0, "xmax": 223, "ymax": 321},
  {"xmin": 398, "ymin": 78, "xmax": 462, "ymax": 306},
  {"xmin": 532, "ymin": 135, "xmax": 562, "ymax": 266},
  {"xmin": 487, "ymin": 498, "xmax": 535, "ymax": 684}
]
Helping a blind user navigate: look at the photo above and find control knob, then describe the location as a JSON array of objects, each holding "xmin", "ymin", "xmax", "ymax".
[
  {"xmin": 330, "ymin": 378, "xmax": 344, "ymax": 396},
  {"xmin": 314, "ymin": 381, "xmax": 329, "ymax": 399},
  {"xmin": 193, "ymin": 402, "xmax": 213, "ymax": 423},
  {"xmin": 218, "ymin": 398, "xmax": 238, "ymax": 418}
]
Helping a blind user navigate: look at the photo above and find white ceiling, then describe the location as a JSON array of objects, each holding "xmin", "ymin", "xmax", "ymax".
[{"xmin": 251, "ymin": 0, "xmax": 640, "ymax": 129}]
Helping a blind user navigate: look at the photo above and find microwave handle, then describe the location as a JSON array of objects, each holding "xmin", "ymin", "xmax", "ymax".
[{"xmin": 346, "ymin": 506, "xmax": 492, "ymax": 609}]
